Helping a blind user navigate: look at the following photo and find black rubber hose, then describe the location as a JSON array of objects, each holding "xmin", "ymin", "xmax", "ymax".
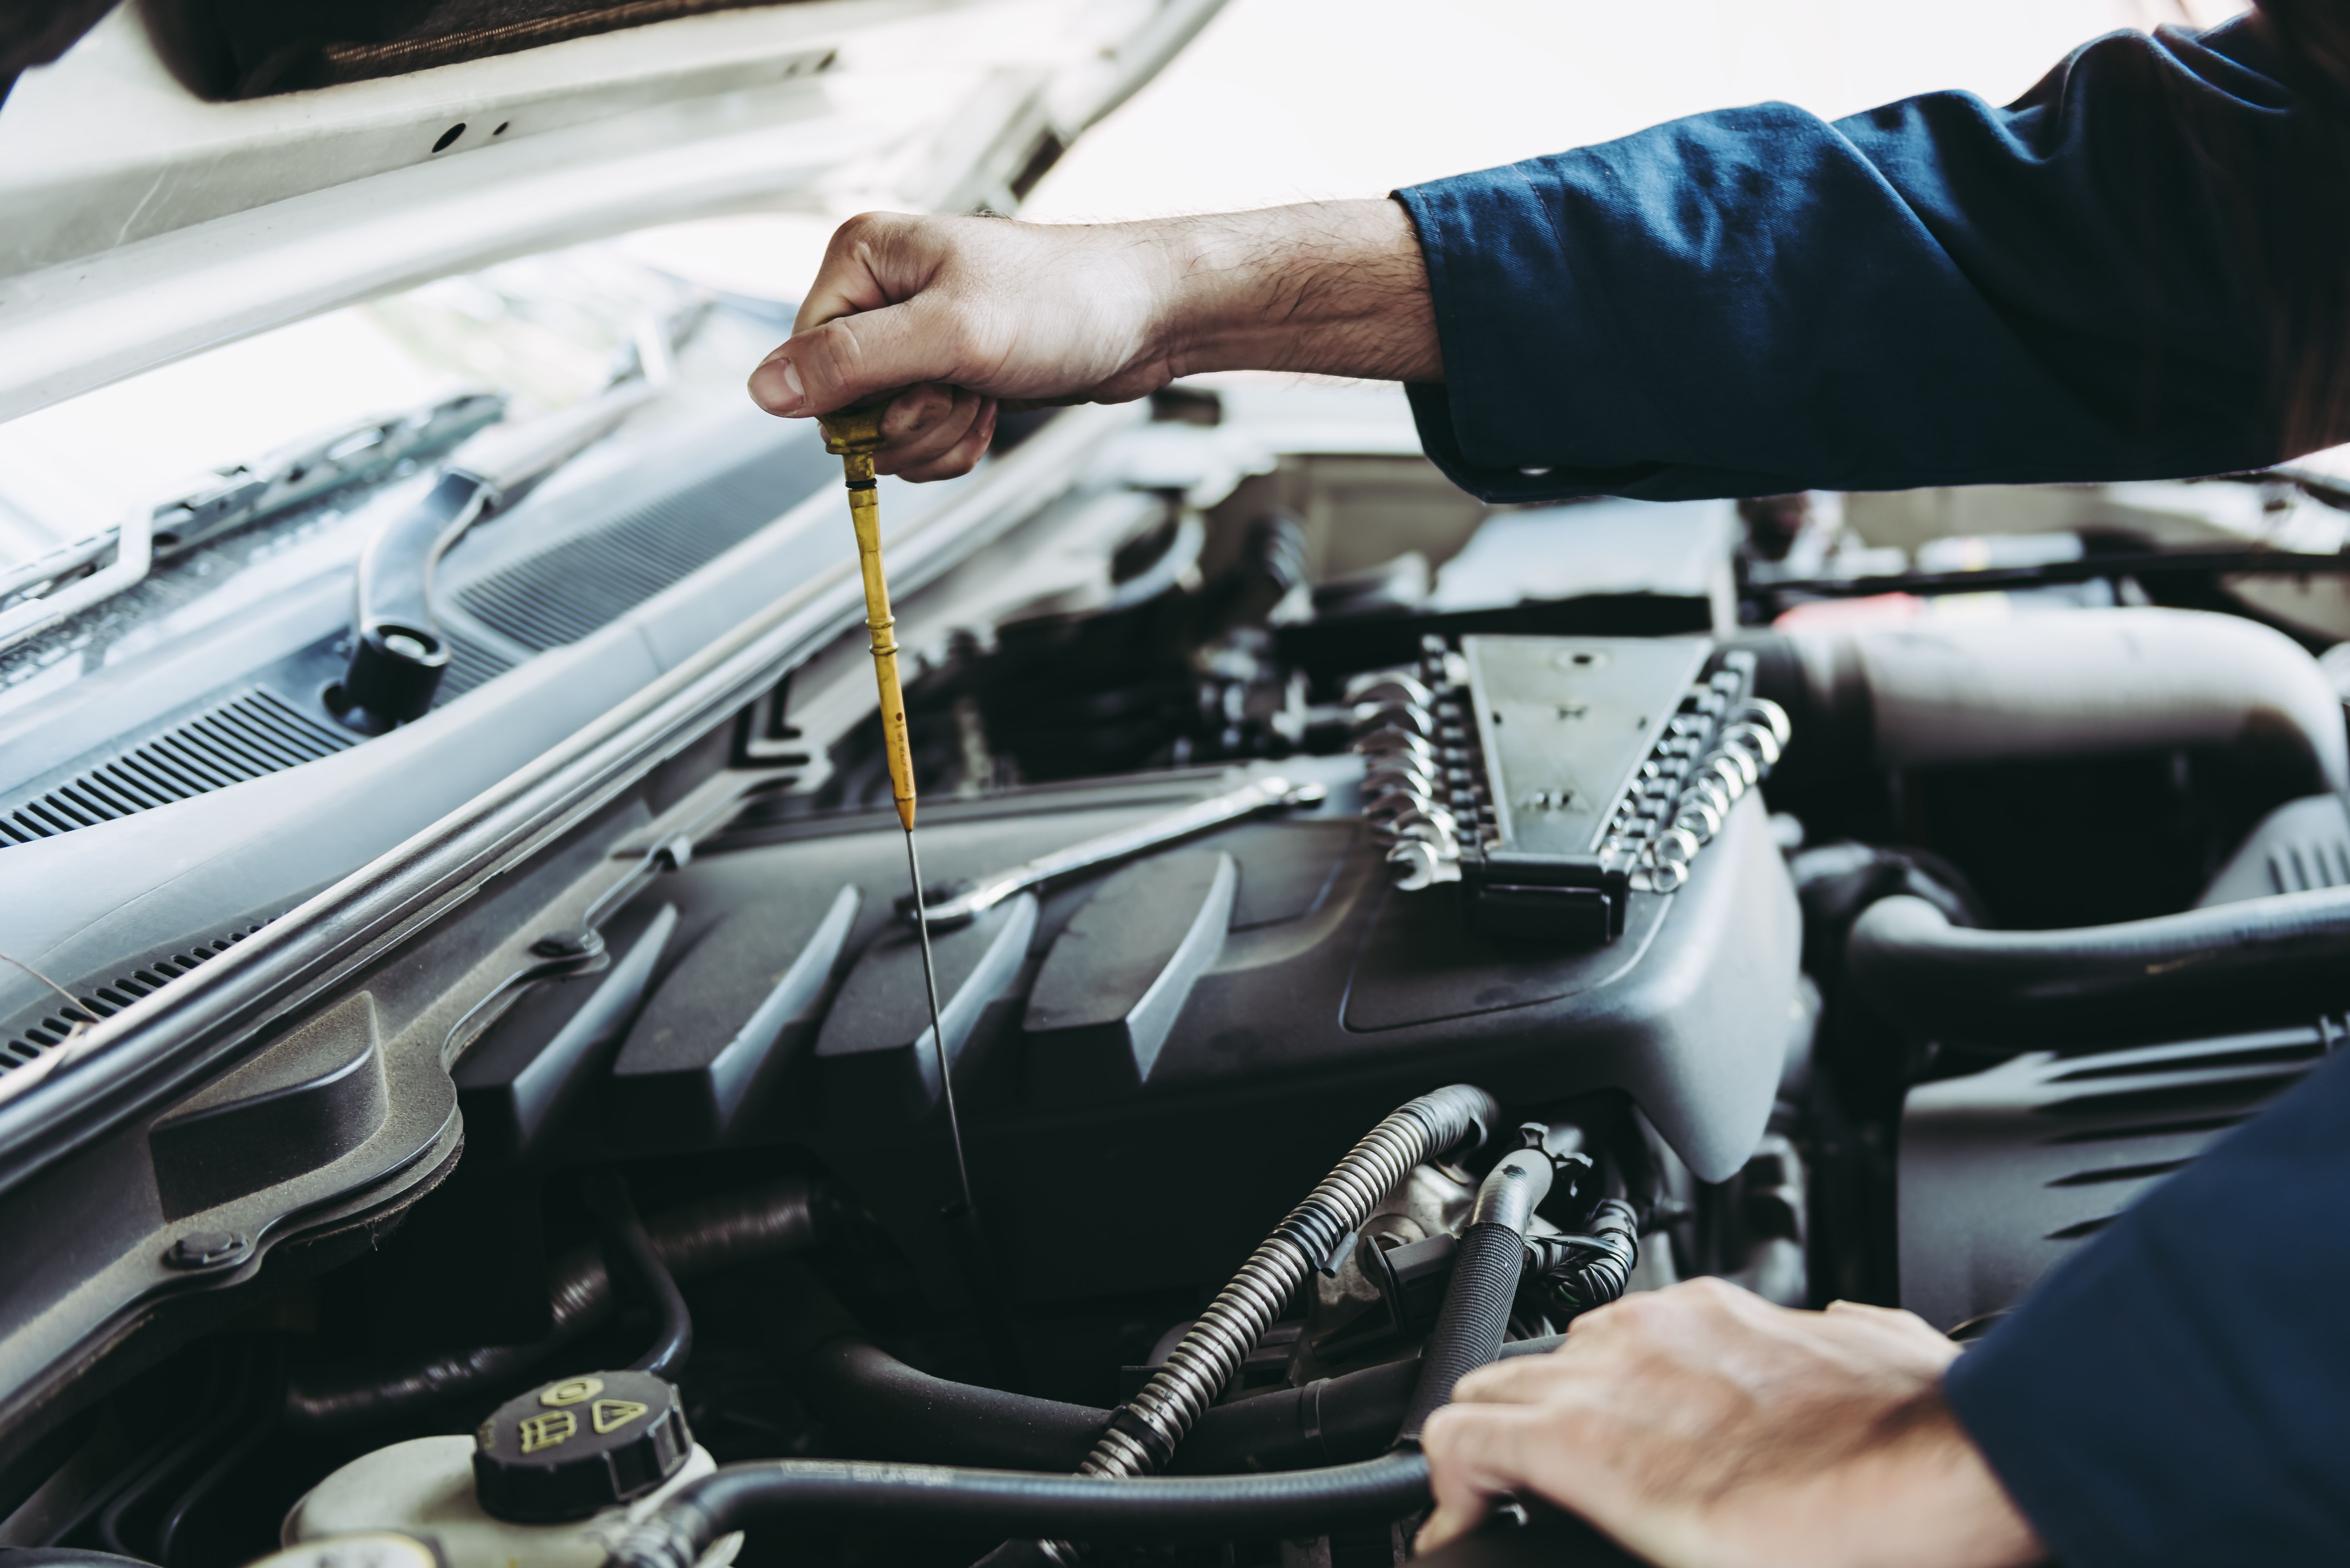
[
  {"xmin": 1174, "ymin": 1359, "xmax": 1423, "ymax": 1475},
  {"xmin": 795, "ymin": 1324, "xmax": 1433, "ymax": 1476},
  {"xmin": 154, "ymin": 1338, "xmax": 285, "ymax": 1567},
  {"xmin": 800, "ymin": 1338, "xmax": 1107, "ymax": 1471},
  {"xmin": 341, "ymin": 471, "xmax": 485, "ymax": 722},
  {"xmin": 1846, "ymin": 888, "xmax": 2350, "ymax": 1044},
  {"xmin": 286, "ymin": 1177, "xmax": 825, "ymax": 1430},
  {"xmin": 96, "ymin": 1342, "xmax": 247, "ymax": 1558},
  {"xmin": 763, "ymin": 1257, "xmax": 1103, "ymax": 1469},
  {"xmin": 1394, "ymin": 1147, "xmax": 1552, "ymax": 1446},
  {"xmin": 1394, "ymin": 1227, "xmax": 1523, "ymax": 1444},
  {"xmin": 790, "ymin": 1285, "xmax": 1576, "ymax": 1478},
  {"xmin": 774, "ymin": 1258, "xmax": 1429, "ymax": 1476},
  {"xmin": 607, "ymin": 1452, "xmax": 1431, "ymax": 1568},
  {"xmin": 585, "ymin": 1169, "xmax": 693, "ymax": 1380}
]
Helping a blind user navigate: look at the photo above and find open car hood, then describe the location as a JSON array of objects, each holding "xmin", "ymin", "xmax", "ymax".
[{"xmin": 0, "ymin": 0, "xmax": 1221, "ymax": 424}]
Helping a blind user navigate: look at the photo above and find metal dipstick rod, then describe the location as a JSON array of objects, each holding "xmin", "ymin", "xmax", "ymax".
[{"xmin": 818, "ymin": 404, "xmax": 977, "ymax": 1222}]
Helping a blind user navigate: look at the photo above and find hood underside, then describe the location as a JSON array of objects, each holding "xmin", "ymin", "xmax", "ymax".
[{"xmin": 0, "ymin": 0, "xmax": 1221, "ymax": 423}]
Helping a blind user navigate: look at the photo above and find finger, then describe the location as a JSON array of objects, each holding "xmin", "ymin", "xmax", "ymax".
[
  {"xmin": 747, "ymin": 347, "xmax": 809, "ymax": 418},
  {"xmin": 754, "ymin": 213, "xmax": 926, "ymax": 416},
  {"xmin": 1421, "ymin": 1403, "xmax": 1565, "ymax": 1500},
  {"xmin": 1413, "ymin": 1494, "xmax": 1490, "ymax": 1555},
  {"xmin": 792, "ymin": 211, "xmax": 921, "ymax": 335},
  {"xmin": 877, "ymin": 383, "xmax": 958, "ymax": 444},
  {"xmin": 1419, "ymin": 1401, "xmax": 1616, "ymax": 1554},
  {"xmin": 1451, "ymin": 1353, "xmax": 1581, "ymax": 1406},
  {"xmin": 755, "ymin": 294, "xmax": 970, "ymax": 418},
  {"xmin": 1423, "ymin": 1398, "xmax": 1640, "ymax": 1555},
  {"xmin": 894, "ymin": 398, "xmax": 997, "ymax": 483},
  {"xmin": 1416, "ymin": 1406, "xmax": 1519, "ymax": 1552},
  {"xmin": 874, "ymin": 385, "xmax": 981, "ymax": 475}
]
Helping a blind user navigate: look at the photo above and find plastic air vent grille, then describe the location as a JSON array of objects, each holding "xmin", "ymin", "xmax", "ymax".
[
  {"xmin": 437, "ymin": 629, "xmax": 517, "ymax": 701},
  {"xmin": 0, "ymin": 921, "xmax": 271, "ymax": 1074},
  {"xmin": 2026, "ymin": 1018, "xmax": 2338, "ymax": 1235},
  {"xmin": 453, "ymin": 446, "xmax": 803, "ymax": 652},
  {"xmin": 2264, "ymin": 839, "xmax": 2350, "ymax": 896},
  {"xmin": 1902, "ymin": 1015, "xmax": 2344, "ymax": 1328},
  {"xmin": 0, "ymin": 689, "xmax": 356, "ymax": 848}
]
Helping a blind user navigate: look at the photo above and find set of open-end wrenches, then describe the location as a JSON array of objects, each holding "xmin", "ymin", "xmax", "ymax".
[
  {"xmin": 1601, "ymin": 663, "xmax": 1792, "ymax": 893},
  {"xmin": 1344, "ymin": 639, "xmax": 1481, "ymax": 892},
  {"xmin": 1344, "ymin": 637, "xmax": 1796, "ymax": 906}
]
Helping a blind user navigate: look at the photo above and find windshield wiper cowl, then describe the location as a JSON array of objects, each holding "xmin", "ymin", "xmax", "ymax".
[{"xmin": 334, "ymin": 377, "xmax": 662, "ymax": 728}]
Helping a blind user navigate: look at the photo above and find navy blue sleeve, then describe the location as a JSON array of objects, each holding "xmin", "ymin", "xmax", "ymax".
[
  {"xmin": 1393, "ymin": 16, "xmax": 2349, "ymax": 502},
  {"xmin": 1942, "ymin": 1044, "xmax": 2350, "ymax": 1565}
]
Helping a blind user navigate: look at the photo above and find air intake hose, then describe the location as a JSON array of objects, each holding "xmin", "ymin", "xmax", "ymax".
[
  {"xmin": 1741, "ymin": 609, "xmax": 2350, "ymax": 795},
  {"xmin": 1393, "ymin": 1142, "xmax": 1553, "ymax": 1445},
  {"xmin": 1847, "ymin": 887, "xmax": 2350, "ymax": 1043}
]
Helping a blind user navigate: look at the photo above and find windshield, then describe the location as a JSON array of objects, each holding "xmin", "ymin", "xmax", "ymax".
[
  {"xmin": 0, "ymin": 243, "xmax": 720, "ymax": 705},
  {"xmin": 0, "ymin": 246, "xmax": 699, "ymax": 568}
]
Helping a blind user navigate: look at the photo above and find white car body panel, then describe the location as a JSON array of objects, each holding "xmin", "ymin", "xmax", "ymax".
[{"xmin": 0, "ymin": 0, "xmax": 1222, "ymax": 422}]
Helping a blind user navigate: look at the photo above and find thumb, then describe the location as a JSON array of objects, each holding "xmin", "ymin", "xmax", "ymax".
[
  {"xmin": 1414, "ymin": 1405, "xmax": 1514, "ymax": 1555},
  {"xmin": 751, "ymin": 296, "xmax": 965, "ymax": 418},
  {"xmin": 1414, "ymin": 1494, "xmax": 1492, "ymax": 1557}
]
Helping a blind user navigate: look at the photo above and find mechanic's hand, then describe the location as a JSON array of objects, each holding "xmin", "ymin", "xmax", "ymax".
[
  {"xmin": 1416, "ymin": 1279, "xmax": 2045, "ymax": 1568},
  {"xmin": 747, "ymin": 201, "xmax": 1438, "ymax": 480}
]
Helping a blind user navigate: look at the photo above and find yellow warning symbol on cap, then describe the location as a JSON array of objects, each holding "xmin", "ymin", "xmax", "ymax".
[
  {"xmin": 518, "ymin": 1410, "xmax": 578, "ymax": 1453},
  {"xmin": 540, "ymin": 1376, "xmax": 604, "ymax": 1407},
  {"xmin": 592, "ymin": 1398, "xmax": 650, "ymax": 1435}
]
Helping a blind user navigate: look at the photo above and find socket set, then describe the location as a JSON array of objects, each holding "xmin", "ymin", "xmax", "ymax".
[{"xmin": 1346, "ymin": 634, "xmax": 1789, "ymax": 944}]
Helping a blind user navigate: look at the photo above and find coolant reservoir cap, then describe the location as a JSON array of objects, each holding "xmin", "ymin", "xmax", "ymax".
[{"xmin": 473, "ymin": 1370, "xmax": 691, "ymax": 1523}]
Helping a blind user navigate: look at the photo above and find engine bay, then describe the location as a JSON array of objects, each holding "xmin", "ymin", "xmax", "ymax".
[{"xmin": 0, "ymin": 374, "xmax": 2347, "ymax": 1568}]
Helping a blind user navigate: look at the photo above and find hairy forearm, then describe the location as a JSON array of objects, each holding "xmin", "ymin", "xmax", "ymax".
[
  {"xmin": 1153, "ymin": 199, "xmax": 1442, "ymax": 383},
  {"xmin": 750, "ymin": 198, "xmax": 1441, "ymax": 479}
]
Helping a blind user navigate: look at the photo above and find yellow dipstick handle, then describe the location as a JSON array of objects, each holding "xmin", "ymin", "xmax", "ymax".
[{"xmin": 821, "ymin": 404, "xmax": 917, "ymax": 832}]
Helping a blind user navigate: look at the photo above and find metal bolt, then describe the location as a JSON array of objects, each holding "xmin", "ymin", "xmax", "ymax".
[{"xmin": 166, "ymin": 1231, "xmax": 247, "ymax": 1270}]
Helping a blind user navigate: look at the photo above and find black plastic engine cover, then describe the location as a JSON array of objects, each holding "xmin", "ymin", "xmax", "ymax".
[{"xmin": 590, "ymin": 761, "xmax": 1797, "ymax": 1305}]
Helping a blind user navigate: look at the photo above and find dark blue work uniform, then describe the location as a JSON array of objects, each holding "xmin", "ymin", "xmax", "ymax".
[
  {"xmin": 1395, "ymin": 14, "xmax": 2344, "ymax": 503},
  {"xmin": 1394, "ymin": 14, "xmax": 2350, "ymax": 1563}
]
